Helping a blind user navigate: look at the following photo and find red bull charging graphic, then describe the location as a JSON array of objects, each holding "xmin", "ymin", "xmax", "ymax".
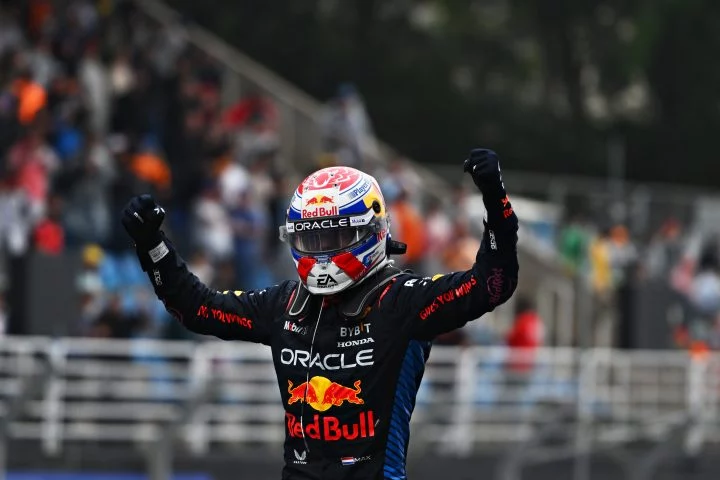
[
  {"xmin": 287, "ymin": 376, "xmax": 364, "ymax": 411},
  {"xmin": 304, "ymin": 195, "xmax": 335, "ymax": 206}
]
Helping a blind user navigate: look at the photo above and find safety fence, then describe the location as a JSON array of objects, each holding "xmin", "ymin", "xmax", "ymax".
[{"xmin": 2, "ymin": 337, "xmax": 719, "ymax": 457}]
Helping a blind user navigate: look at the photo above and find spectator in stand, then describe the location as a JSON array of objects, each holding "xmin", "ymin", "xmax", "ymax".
[
  {"xmin": 191, "ymin": 181, "xmax": 234, "ymax": 262},
  {"xmin": 52, "ymin": 107, "xmax": 86, "ymax": 164},
  {"xmin": 128, "ymin": 135, "xmax": 171, "ymax": 199},
  {"xmin": 424, "ymin": 197, "xmax": 452, "ymax": 274},
  {"xmin": 223, "ymin": 90, "xmax": 279, "ymax": 133},
  {"xmin": 321, "ymin": 83, "xmax": 379, "ymax": 168},
  {"xmin": 450, "ymin": 182, "xmax": 472, "ymax": 224},
  {"xmin": 187, "ymin": 249, "xmax": 215, "ymax": 287},
  {"xmin": 608, "ymin": 224, "xmax": 638, "ymax": 286},
  {"xmin": 89, "ymin": 293, "xmax": 146, "ymax": 339},
  {"xmin": 60, "ymin": 134, "xmax": 114, "ymax": 245},
  {"xmin": 165, "ymin": 105, "xmax": 209, "ymax": 248},
  {"xmin": 589, "ymin": 227, "xmax": 613, "ymax": 298},
  {"xmin": 109, "ymin": 49, "xmax": 136, "ymax": 128},
  {"xmin": 76, "ymin": 243, "xmax": 105, "ymax": 335},
  {"xmin": 443, "ymin": 218, "xmax": 480, "ymax": 273},
  {"xmin": 13, "ymin": 67, "xmax": 46, "ymax": 126},
  {"xmin": 222, "ymin": 89, "xmax": 279, "ymax": 168},
  {"xmin": 33, "ymin": 193, "xmax": 64, "ymax": 254},
  {"xmin": 27, "ymin": 37, "xmax": 59, "ymax": 88},
  {"xmin": 78, "ymin": 41, "xmax": 110, "ymax": 135},
  {"xmin": 645, "ymin": 218, "xmax": 684, "ymax": 279},
  {"xmin": 558, "ymin": 214, "xmax": 590, "ymax": 276},
  {"xmin": 0, "ymin": 176, "xmax": 32, "ymax": 256},
  {"xmin": 688, "ymin": 241, "xmax": 720, "ymax": 320},
  {"xmin": 386, "ymin": 187, "xmax": 427, "ymax": 273},
  {"xmin": 505, "ymin": 296, "xmax": 545, "ymax": 374},
  {"xmin": 384, "ymin": 157, "xmax": 423, "ymax": 207},
  {"xmin": 7, "ymin": 123, "xmax": 59, "ymax": 220},
  {"xmin": 246, "ymin": 152, "xmax": 276, "ymax": 246},
  {"xmin": 229, "ymin": 188, "xmax": 273, "ymax": 290}
]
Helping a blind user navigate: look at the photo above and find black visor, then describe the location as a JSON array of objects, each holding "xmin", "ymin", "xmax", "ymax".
[{"xmin": 290, "ymin": 226, "xmax": 373, "ymax": 254}]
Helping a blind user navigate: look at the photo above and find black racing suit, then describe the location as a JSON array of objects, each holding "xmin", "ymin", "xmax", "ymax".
[{"xmin": 138, "ymin": 204, "xmax": 518, "ymax": 479}]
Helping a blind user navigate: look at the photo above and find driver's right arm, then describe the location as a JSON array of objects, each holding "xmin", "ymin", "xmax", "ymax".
[
  {"xmin": 139, "ymin": 234, "xmax": 293, "ymax": 345},
  {"xmin": 122, "ymin": 195, "xmax": 293, "ymax": 345}
]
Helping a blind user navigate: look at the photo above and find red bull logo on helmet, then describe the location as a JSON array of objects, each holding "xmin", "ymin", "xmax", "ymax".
[
  {"xmin": 305, "ymin": 194, "xmax": 335, "ymax": 206},
  {"xmin": 302, "ymin": 190, "xmax": 339, "ymax": 218},
  {"xmin": 287, "ymin": 376, "xmax": 364, "ymax": 412}
]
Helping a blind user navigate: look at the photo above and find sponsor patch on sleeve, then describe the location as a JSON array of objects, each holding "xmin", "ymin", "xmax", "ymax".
[{"xmin": 148, "ymin": 241, "xmax": 170, "ymax": 263}]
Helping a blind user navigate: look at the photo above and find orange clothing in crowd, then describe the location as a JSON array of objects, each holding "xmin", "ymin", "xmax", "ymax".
[
  {"xmin": 443, "ymin": 236, "xmax": 480, "ymax": 271},
  {"xmin": 390, "ymin": 200, "xmax": 426, "ymax": 264},
  {"xmin": 130, "ymin": 152, "xmax": 172, "ymax": 190},
  {"xmin": 14, "ymin": 79, "xmax": 47, "ymax": 125}
]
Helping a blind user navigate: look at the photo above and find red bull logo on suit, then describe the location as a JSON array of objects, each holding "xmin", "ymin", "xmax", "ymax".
[
  {"xmin": 285, "ymin": 376, "xmax": 374, "ymax": 441},
  {"xmin": 285, "ymin": 411, "xmax": 376, "ymax": 441},
  {"xmin": 287, "ymin": 376, "xmax": 364, "ymax": 411}
]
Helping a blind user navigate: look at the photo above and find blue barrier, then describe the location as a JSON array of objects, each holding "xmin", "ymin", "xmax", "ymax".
[{"xmin": 8, "ymin": 473, "xmax": 211, "ymax": 480}]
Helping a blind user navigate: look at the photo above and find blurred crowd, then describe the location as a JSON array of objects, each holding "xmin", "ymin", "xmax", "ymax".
[
  {"xmin": 557, "ymin": 211, "xmax": 720, "ymax": 352},
  {"xmin": 0, "ymin": 0, "xmax": 291, "ymax": 339},
  {"xmin": 0, "ymin": 0, "xmax": 521, "ymax": 346}
]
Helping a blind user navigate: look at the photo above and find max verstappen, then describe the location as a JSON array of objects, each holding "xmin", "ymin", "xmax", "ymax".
[{"xmin": 121, "ymin": 149, "xmax": 519, "ymax": 480}]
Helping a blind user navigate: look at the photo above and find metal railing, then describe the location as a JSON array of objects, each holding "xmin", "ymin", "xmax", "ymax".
[{"xmin": 2, "ymin": 337, "xmax": 719, "ymax": 454}]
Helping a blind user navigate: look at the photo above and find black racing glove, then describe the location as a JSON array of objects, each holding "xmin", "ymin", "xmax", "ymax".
[
  {"xmin": 463, "ymin": 148, "xmax": 513, "ymax": 225},
  {"xmin": 121, "ymin": 194, "xmax": 168, "ymax": 270},
  {"xmin": 464, "ymin": 148, "xmax": 505, "ymax": 196}
]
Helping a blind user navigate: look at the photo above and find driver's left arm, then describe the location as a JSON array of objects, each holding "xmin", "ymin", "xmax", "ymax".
[{"xmin": 387, "ymin": 196, "xmax": 519, "ymax": 339}]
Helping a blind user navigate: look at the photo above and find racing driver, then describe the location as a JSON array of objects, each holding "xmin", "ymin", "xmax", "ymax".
[{"xmin": 121, "ymin": 148, "xmax": 519, "ymax": 479}]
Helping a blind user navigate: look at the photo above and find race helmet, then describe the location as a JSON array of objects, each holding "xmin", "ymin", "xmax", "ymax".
[{"xmin": 280, "ymin": 166, "xmax": 391, "ymax": 295}]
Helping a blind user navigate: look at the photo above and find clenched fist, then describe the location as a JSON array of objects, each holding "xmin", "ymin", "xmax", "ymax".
[
  {"xmin": 463, "ymin": 148, "xmax": 504, "ymax": 194},
  {"xmin": 121, "ymin": 194, "xmax": 166, "ymax": 248},
  {"xmin": 464, "ymin": 148, "xmax": 514, "ymax": 226}
]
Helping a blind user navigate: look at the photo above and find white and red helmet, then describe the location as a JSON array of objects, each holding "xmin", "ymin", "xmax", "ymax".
[{"xmin": 280, "ymin": 166, "xmax": 390, "ymax": 295}]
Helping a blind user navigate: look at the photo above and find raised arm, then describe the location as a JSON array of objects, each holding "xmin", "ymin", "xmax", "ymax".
[
  {"xmin": 390, "ymin": 149, "xmax": 519, "ymax": 339},
  {"xmin": 121, "ymin": 195, "xmax": 291, "ymax": 344}
]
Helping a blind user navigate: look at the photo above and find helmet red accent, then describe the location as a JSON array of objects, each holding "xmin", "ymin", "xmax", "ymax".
[
  {"xmin": 297, "ymin": 257, "xmax": 317, "ymax": 284},
  {"xmin": 332, "ymin": 252, "xmax": 366, "ymax": 281}
]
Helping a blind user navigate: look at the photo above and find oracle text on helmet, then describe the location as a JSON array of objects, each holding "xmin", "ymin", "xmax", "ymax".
[{"xmin": 293, "ymin": 217, "xmax": 350, "ymax": 232}]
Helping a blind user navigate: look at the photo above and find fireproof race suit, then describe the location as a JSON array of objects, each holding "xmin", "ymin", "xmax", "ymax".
[{"xmin": 135, "ymin": 205, "xmax": 517, "ymax": 480}]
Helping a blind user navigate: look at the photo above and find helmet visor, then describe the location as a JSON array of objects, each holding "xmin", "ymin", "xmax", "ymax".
[{"xmin": 290, "ymin": 226, "xmax": 373, "ymax": 254}]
